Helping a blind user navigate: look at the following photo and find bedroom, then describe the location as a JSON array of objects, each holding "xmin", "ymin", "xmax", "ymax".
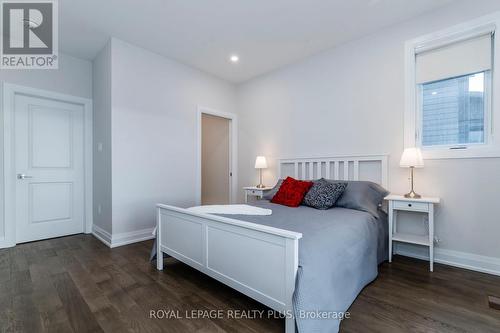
[{"xmin": 1, "ymin": 0, "xmax": 500, "ymax": 332}]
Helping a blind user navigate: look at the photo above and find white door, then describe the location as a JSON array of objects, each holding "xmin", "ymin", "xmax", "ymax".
[{"xmin": 14, "ymin": 94, "xmax": 85, "ymax": 243}]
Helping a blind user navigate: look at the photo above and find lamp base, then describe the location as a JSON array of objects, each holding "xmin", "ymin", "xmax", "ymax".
[
  {"xmin": 256, "ymin": 184, "xmax": 266, "ymax": 188},
  {"xmin": 404, "ymin": 191, "xmax": 422, "ymax": 199}
]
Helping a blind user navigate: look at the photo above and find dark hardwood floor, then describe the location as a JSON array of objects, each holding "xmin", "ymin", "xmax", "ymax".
[{"xmin": 1, "ymin": 234, "xmax": 499, "ymax": 333}]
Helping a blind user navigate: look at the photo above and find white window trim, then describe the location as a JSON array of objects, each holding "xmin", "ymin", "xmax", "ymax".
[{"xmin": 405, "ymin": 12, "xmax": 500, "ymax": 159}]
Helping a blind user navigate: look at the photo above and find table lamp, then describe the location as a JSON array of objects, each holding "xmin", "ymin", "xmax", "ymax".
[
  {"xmin": 400, "ymin": 147, "xmax": 424, "ymax": 199},
  {"xmin": 254, "ymin": 156, "xmax": 267, "ymax": 188}
]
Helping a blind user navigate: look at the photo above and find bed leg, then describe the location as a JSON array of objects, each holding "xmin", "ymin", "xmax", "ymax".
[
  {"xmin": 156, "ymin": 207, "xmax": 164, "ymax": 271},
  {"xmin": 285, "ymin": 318, "xmax": 295, "ymax": 333},
  {"xmin": 157, "ymin": 249, "xmax": 164, "ymax": 271},
  {"xmin": 284, "ymin": 238, "xmax": 298, "ymax": 333}
]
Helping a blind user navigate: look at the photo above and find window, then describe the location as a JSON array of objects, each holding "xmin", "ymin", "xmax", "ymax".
[
  {"xmin": 405, "ymin": 17, "xmax": 500, "ymax": 159},
  {"xmin": 420, "ymin": 71, "xmax": 488, "ymax": 147}
]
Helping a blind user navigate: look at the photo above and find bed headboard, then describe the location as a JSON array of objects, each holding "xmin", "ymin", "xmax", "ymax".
[{"xmin": 278, "ymin": 154, "xmax": 389, "ymax": 188}]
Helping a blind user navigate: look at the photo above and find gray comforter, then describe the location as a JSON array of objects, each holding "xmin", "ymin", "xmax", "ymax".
[{"xmin": 152, "ymin": 201, "xmax": 387, "ymax": 333}]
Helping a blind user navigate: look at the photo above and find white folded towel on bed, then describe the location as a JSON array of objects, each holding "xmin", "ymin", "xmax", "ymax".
[{"xmin": 187, "ymin": 204, "xmax": 272, "ymax": 216}]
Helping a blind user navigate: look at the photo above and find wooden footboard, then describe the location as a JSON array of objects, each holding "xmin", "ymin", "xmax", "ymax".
[{"xmin": 156, "ymin": 204, "xmax": 302, "ymax": 333}]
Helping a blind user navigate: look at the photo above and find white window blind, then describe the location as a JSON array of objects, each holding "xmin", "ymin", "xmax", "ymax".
[{"xmin": 416, "ymin": 33, "xmax": 493, "ymax": 84}]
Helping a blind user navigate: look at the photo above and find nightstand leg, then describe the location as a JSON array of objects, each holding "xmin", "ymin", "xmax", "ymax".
[
  {"xmin": 388, "ymin": 201, "xmax": 393, "ymax": 263},
  {"xmin": 245, "ymin": 191, "xmax": 248, "ymax": 203},
  {"xmin": 429, "ymin": 205, "xmax": 434, "ymax": 272}
]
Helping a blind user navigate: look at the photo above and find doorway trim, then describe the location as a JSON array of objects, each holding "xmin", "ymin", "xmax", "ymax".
[
  {"xmin": 1, "ymin": 83, "xmax": 93, "ymax": 248},
  {"xmin": 196, "ymin": 105, "xmax": 237, "ymax": 205}
]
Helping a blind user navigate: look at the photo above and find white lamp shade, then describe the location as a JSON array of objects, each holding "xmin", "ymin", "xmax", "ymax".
[
  {"xmin": 400, "ymin": 147, "xmax": 424, "ymax": 168},
  {"xmin": 254, "ymin": 156, "xmax": 268, "ymax": 169}
]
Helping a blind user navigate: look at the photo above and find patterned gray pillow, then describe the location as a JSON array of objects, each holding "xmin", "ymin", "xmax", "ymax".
[{"xmin": 302, "ymin": 179, "xmax": 347, "ymax": 210}]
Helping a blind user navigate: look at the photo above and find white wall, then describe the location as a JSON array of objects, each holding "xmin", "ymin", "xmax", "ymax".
[
  {"xmin": 0, "ymin": 53, "xmax": 92, "ymax": 244},
  {"xmin": 92, "ymin": 42, "xmax": 113, "ymax": 234},
  {"xmin": 236, "ymin": 0, "xmax": 500, "ymax": 262},
  {"xmin": 110, "ymin": 38, "xmax": 236, "ymax": 235}
]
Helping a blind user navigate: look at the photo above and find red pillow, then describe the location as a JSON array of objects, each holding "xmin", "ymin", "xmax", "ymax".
[{"xmin": 271, "ymin": 177, "xmax": 313, "ymax": 207}]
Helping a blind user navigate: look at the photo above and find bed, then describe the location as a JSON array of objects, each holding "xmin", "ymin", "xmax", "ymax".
[{"xmin": 155, "ymin": 155, "xmax": 389, "ymax": 333}]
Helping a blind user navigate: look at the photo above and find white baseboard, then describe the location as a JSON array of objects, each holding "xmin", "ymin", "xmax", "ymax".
[
  {"xmin": 92, "ymin": 224, "xmax": 155, "ymax": 248},
  {"xmin": 395, "ymin": 243, "xmax": 500, "ymax": 276},
  {"xmin": 92, "ymin": 225, "xmax": 112, "ymax": 247},
  {"xmin": 110, "ymin": 227, "xmax": 155, "ymax": 248}
]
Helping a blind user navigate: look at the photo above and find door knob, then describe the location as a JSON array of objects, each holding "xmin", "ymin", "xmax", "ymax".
[{"xmin": 17, "ymin": 174, "xmax": 33, "ymax": 179}]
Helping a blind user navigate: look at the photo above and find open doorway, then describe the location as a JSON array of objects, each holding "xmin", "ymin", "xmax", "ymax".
[{"xmin": 197, "ymin": 107, "xmax": 237, "ymax": 205}]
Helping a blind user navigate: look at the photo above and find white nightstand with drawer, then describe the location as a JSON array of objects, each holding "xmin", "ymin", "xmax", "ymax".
[
  {"xmin": 243, "ymin": 186, "xmax": 271, "ymax": 203},
  {"xmin": 385, "ymin": 194, "xmax": 440, "ymax": 271}
]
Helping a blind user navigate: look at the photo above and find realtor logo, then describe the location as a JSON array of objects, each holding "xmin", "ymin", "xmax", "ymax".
[{"xmin": 1, "ymin": 0, "xmax": 58, "ymax": 69}]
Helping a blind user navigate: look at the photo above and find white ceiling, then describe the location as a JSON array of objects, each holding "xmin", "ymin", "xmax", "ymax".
[{"xmin": 60, "ymin": 0, "xmax": 454, "ymax": 83}]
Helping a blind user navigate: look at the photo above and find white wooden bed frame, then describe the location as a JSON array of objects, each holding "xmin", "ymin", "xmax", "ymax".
[{"xmin": 156, "ymin": 154, "xmax": 388, "ymax": 333}]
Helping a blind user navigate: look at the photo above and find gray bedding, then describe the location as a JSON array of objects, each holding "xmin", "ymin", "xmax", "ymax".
[{"xmin": 152, "ymin": 201, "xmax": 387, "ymax": 333}]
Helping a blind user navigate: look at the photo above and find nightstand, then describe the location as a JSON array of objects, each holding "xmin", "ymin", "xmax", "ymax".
[
  {"xmin": 243, "ymin": 186, "xmax": 271, "ymax": 203},
  {"xmin": 385, "ymin": 194, "xmax": 440, "ymax": 271}
]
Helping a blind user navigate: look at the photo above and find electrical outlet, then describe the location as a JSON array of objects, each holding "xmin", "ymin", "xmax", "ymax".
[
  {"xmin": 97, "ymin": 142, "xmax": 103, "ymax": 152},
  {"xmin": 97, "ymin": 204, "xmax": 102, "ymax": 215}
]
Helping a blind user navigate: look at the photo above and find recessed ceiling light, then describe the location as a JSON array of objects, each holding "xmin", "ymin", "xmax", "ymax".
[
  {"xmin": 229, "ymin": 55, "xmax": 239, "ymax": 63},
  {"xmin": 431, "ymin": 91, "xmax": 438, "ymax": 95}
]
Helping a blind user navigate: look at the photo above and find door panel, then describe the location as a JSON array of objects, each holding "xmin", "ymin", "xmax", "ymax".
[
  {"xmin": 30, "ymin": 182, "xmax": 73, "ymax": 223},
  {"xmin": 30, "ymin": 106, "xmax": 73, "ymax": 168},
  {"xmin": 15, "ymin": 94, "xmax": 85, "ymax": 243}
]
